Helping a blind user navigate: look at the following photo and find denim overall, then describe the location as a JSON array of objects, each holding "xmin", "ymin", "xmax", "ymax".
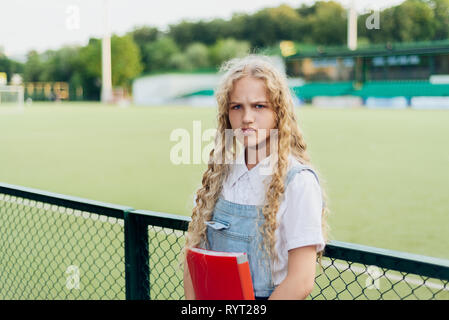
[{"xmin": 202, "ymin": 163, "xmax": 321, "ymax": 299}]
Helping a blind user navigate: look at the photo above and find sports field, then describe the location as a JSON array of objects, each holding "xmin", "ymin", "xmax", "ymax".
[{"xmin": 1, "ymin": 102, "xmax": 448, "ymax": 261}]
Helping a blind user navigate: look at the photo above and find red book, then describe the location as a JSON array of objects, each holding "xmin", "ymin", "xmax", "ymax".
[{"xmin": 186, "ymin": 247, "xmax": 255, "ymax": 300}]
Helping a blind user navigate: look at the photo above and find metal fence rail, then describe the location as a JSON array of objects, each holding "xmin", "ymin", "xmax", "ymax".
[{"xmin": 0, "ymin": 182, "xmax": 448, "ymax": 300}]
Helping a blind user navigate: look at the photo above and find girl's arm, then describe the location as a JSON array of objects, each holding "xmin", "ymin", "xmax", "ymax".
[
  {"xmin": 183, "ymin": 256, "xmax": 196, "ymax": 300},
  {"xmin": 268, "ymin": 245, "xmax": 317, "ymax": 300}
]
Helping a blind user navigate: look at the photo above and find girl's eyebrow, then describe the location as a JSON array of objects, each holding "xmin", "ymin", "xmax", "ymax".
[{"xmin": 230, "ymin": 101, "xmax": 269, "ymax": 105}]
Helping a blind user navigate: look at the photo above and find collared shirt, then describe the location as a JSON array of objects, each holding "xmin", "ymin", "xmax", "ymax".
[{"xmin": 219, "ymin": 150, "xmax": 325, "ymax": 286}]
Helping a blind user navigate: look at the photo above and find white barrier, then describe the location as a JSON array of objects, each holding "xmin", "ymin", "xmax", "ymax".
[
  {"xmin": 429, "ymin": 75, "xmax": 449, "ymax": 84},
  {"xmin": 171, "ymin": 96, "xmax": 217, "ymax": 107},
  {"xmin": 312, "ymin": 96, "xmax": 363, "ymax": 108},
  {"xmin": 411, "ymin": 97, "xmax": 449, "ymax": 109},
  {"xmin": 132, "ymin": 73, "xmax": 221, "ymax": 106},
  {"xmin": 365, "ymin": 97, "xmax": 408, "ymax": 109}
]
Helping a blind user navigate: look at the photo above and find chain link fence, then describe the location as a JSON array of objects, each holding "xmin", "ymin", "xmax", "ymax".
[
  {"xmin": 1, "ymin": 182, "xmax": 448, "ymax": 300},
  {"xmin": 311, "ymin": 248, "xmax": 449, "ymax": 300},
  {"xmin": 0, "ymin": 184, "xmax": 128, "ymax": 299}
]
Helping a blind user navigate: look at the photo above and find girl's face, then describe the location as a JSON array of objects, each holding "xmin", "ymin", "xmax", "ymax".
[{"xmin": 228, "ymin": 76, "xmax": 277, "ymax": 150}]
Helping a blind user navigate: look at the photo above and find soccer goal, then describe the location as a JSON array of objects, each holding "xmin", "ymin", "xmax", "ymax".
[{"xmin": 0, "ymin": 85, "xmax": 24, "ymax": 107}]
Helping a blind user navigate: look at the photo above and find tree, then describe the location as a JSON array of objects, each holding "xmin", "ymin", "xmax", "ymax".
[
  {"xmin": 305, "ymin": 1, "xmax": 347, "ymax": 45},
  {"xmin": 142, "ymin": 36, "xmax": 180, "ymax": 72},
  {"xmin": 185, "ymin": 43, "xmax": 210, "ymax": 69},
  {"xmin": 128, "ymin": 26, "xmax": 160, "ymax": 46},
  {"xmin": 394, "ymin": 0, "xmax": 436, "ymax": 42},
  {"xmin": 77, "ymin": 38, "xmax": 101, "ymax": 100},
  {"xmin": 264, "ymin": 5, "xmax": 303, "ymax": 42},
  {"xmin": 360, "ymin": 0, "xmax": 442, "ymax": 44},
  {"xmin": 359, "ymin": 5, "xmax": 397, "ymax": 44},
  {"xmin": 209, "ymin": 38, "xmax": 250, "ymax": 68},
  {"xmin": 226, "ymin": 13, "xmax": 250, "ymax": 42},
  {"xmin": 39, "ymin": 46, "xmax": 82, "ymax": 82},
  {"xmin": 79, "ymin": 38, "xmax": 101, "ymax": 79},
  {"xmin": 427, "ymin": 0, "xmax": 449, "ymax": 40},
  {"xmin": 167, "ymin": 21, "xmax": 197, "ymax": 49},
  {"xmin": 128, "ymin": 26, "xmax": 160, "ymax": 72},
  {"xmin": 168, "ymin": 18, "xmax": 231, "ymax": 49},
  {"xmin": 23, "ymin": 50, "xmax": 43, "ymax": 82},
  {"xmin": 242, "ymin": 10, "xmax": 278, "ymax": 48},
  {"xmin": 0, "ymin": 55, "xmax": 24, "ymax": 82},
  {"xmin": 168, "ymin": 53, "xmax": 193, "ymax": 71},
  {"xmin": 110, "ymin": 35, "xmax": 143, "ymax": 87}
]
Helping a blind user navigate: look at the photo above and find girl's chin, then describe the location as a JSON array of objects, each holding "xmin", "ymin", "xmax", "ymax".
[{"xmin": 236, "ymin": 134, "xmax": 269, "ymax": 149}]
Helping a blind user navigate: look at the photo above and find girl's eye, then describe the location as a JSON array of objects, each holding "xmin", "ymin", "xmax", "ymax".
[{"xmin": 230, "ymin": 104, "xmax": 265, "ymax": 110}]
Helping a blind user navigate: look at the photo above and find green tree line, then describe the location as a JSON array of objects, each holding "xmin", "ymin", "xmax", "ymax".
[{"xmin": 0, "ymin": 0, "xmax": 447, "ymax": 100}]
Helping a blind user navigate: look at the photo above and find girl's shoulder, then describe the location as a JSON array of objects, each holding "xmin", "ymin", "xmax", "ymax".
[
  {"xmin": 284, "ymin": 155, "xmax": 324, "ymax": 211},
  {"xmin": 285, "ymin": 155, "xmax": 320, "ymax": 188}
]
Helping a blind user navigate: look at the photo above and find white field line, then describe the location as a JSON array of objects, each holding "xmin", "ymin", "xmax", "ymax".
[
  {"xmin": 0, "ymin": 107, "xmax": 25, "ymax": 115},
  {"xmin": 321, "ymin": 260, "xmax": 449, "ymax": 292}
]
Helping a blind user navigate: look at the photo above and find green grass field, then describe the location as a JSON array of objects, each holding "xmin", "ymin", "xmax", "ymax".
[{"xmin": 0, "ymin": 102, "xmax": 448, "ymax": 299}]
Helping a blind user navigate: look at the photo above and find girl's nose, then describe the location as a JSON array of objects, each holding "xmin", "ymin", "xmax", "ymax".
[{"xmin": 242, "ymin": 107, "xmax": 255, "ymax": 123}]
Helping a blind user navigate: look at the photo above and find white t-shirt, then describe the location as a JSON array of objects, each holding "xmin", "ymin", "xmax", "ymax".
[{"xmin": 218, "ymin": 151, "xmax": 325, "ymax": 286}]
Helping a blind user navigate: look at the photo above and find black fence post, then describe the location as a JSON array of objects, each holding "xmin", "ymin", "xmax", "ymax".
[{"xmin": 124, "ymin": 210, "xmax": 150, "ymax": 300}]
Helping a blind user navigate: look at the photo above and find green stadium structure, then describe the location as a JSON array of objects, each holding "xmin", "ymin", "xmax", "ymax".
[
  {"xmin": 291, "ymin": 82, "xmax": 354, "ymax": 99},
  {"xmin": 351, "ymin": 81, "xmax": 449, "ymax": 98},
  {"xmin": 284, "ymin": 40, "xmax": 449, "ymax": 83},
  {"xmin": 291, "ymin": 81, "xmax": 449, "ymax": 99},
  {"xmin": 281, "ymin": 40, "xmax": 449, "ymax": 108}
]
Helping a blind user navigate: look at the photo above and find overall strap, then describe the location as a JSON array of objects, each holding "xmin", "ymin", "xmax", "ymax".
[
  {"xmin": 284, "ymin": 164, "xmax": 326, "ymax": 208},
  {"xmin": 285, "ymin": 164, "xmax": 320, "ymax": 187}
]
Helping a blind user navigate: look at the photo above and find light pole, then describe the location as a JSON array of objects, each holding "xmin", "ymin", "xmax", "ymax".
[
  {"xmin": 347, "ymin": 0, "xmax": 357, "ymax": 51},
  {"xmin": 101, "ymin": 0, "xmax": 113, "ymax": 104}
]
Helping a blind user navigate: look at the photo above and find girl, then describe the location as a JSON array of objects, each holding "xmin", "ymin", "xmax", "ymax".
[{"xmin": 183, "ymin": 54, "xmax": 329, "ymax": 300}]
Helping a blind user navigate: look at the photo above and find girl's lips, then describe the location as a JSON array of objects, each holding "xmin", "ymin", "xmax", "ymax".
[{"xmin": 241, "ymin": 128, "xmax": 256, "ymax": 135}]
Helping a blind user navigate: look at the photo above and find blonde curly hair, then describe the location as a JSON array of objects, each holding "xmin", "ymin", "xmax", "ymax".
[{"xmin": 183, "ymin": 54, "xmax": 330, "ymax": 267}]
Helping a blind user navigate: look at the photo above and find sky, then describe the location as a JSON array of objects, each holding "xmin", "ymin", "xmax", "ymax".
[{"xmin": 0, "ymin": 0, "xmax": 405, "ymax": 60}]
